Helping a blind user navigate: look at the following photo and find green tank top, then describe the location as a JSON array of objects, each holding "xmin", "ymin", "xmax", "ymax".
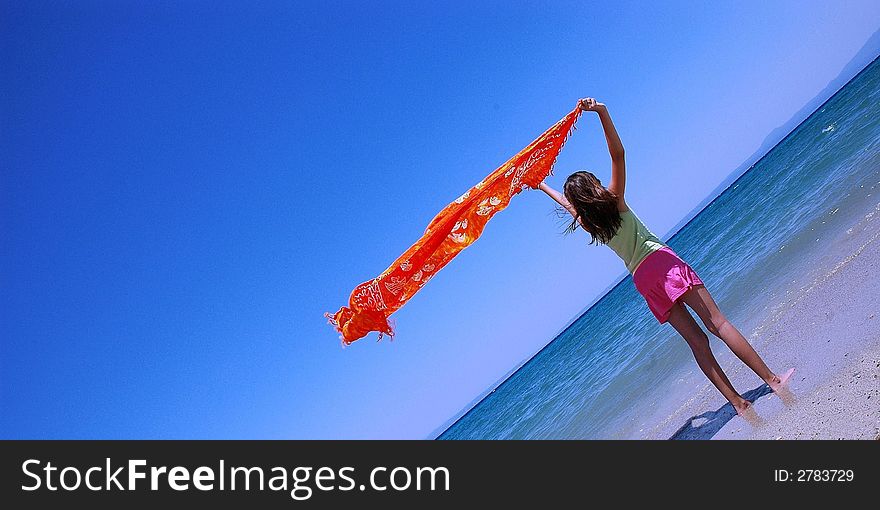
[{"xmin": 605, "ymin": 207, "xmax": 666, "ymax": 274}]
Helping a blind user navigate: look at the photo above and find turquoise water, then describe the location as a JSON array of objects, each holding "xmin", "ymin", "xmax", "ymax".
[{"xmin": 439, "ymin": 56, "xmax": 880, "ymax": 440}]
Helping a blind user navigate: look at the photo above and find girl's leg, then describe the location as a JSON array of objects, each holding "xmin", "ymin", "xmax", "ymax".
[
  {"xmin": 679, "ymin": 284, "xmax": 794, "ymax": 392},
  {"xmin": 666, "ymin": 301, "xmax": 752, "ymax": 415}
]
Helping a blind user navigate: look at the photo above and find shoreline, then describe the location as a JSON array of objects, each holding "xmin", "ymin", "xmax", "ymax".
[{"xmin": 720, "ymin": 199, "xmax": 880, "ymax": 440}]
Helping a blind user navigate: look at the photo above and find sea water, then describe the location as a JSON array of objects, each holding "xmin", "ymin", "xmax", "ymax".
[{"xmin": 438, "ymin": 56, "xmax": 880, "ymax": 440}]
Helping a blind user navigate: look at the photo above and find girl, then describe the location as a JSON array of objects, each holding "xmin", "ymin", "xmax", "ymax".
[{"xmin": 537, "ymin": 97, "xmax": 794, "ymax": 418}]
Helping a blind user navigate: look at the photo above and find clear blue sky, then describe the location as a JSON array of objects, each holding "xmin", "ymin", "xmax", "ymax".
[{"xmin": 2, "ymin": 1, "xmax": 878, "ymax": 439}]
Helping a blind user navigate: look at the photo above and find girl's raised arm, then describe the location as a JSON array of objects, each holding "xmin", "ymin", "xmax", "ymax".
[
  {"xmin": 538, "ymin": 182, "xmax": 584, "ymax": 228},
  {"xmin": 579, "ymin": 98, "xmax": 626, "ymax": 204},
  {"xmin": 537, "ymin": 181, "xmax": 574, "ymax": 214}
]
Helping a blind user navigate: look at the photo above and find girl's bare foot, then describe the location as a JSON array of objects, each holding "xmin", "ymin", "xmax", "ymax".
[
  {"xmin": 766, "ymin": 367, "xmax": 796, "ymax": 404},
  {"xmin": 733, "ymin": 399, "xmax": 761, "ymax": 425},
  {"xmin": 766, "ymin": 367, "xmax": 795, "ymax": 393}
]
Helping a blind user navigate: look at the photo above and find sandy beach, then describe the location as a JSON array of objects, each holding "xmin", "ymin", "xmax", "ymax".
[{"xmin": 644, "ymin": 198, "xmax": 880, "ymax": 440}]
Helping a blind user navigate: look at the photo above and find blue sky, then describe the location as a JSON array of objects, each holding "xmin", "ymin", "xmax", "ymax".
[{"xmin": 2, "ymin": 1, "xmax": 878, "ymax": 439}]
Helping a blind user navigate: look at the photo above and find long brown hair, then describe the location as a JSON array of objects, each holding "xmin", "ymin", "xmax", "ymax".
[{"xmin": 561, "ymin": 170, "xmax": 622, "ymax": 245}]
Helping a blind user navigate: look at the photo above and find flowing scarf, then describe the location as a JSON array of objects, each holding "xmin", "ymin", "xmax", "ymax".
[{"xmin": 325, "ymin": 107, "xmax": 582, "ymax": 344}]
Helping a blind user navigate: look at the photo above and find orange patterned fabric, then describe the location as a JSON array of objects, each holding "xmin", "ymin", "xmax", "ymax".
[{"xmin": 325, "ymin": 107, "xmax": 583, "ymax": 344}]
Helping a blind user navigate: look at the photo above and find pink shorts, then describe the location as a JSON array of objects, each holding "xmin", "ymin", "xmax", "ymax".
[{"xmin": 632, "ymin": 246, "xmax": 704, "ymax": 324}]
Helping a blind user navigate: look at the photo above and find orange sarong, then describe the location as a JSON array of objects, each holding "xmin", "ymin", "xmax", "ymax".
[{"xmin": 325, "ymin": 107, "xmax": 583, "ymax": 344}]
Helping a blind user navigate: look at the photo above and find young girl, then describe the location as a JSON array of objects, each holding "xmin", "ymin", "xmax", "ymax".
[{"xmin": 538, "ymin": 97, "xmax": 794, "ymax": 418}]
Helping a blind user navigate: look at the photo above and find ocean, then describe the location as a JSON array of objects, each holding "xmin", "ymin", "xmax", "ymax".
[{"xmin": 438, "ymin": 55, "xmax": 880, "ymax": 440}]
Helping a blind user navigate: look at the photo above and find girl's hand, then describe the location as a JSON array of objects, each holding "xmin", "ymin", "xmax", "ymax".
[{"xmin": 578, "ymin": 97, "xmax": 606, "ymax": 112}]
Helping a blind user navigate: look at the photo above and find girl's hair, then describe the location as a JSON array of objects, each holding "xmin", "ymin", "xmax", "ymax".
[{"xmin": 561, "ymin": 170, "xmax": 622, "ymax": 245}]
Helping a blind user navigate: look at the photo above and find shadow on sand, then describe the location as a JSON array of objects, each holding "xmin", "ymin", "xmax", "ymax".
[{"xmin": 669, "ymin": 384, "xmax": 773, "ymax": 440}]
